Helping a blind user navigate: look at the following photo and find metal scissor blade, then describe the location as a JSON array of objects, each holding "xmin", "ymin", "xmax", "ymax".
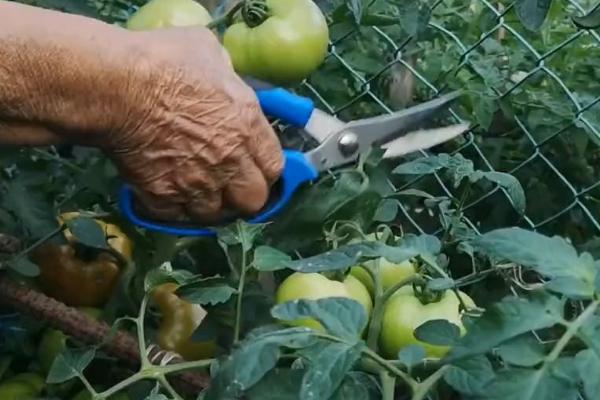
[
  {"xmin": 381, "ymin": 122, "xmax": 470, "ymax": 159},
  {"xmin": 305, "ymin": 91, "xmax": 463, "ymax": 171},
  {"xmin": 345, "ymin": 90, "xmax": 463, "ymax": 145}
]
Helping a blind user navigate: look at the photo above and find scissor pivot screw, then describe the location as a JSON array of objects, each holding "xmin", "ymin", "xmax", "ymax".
[{"xmin": 338, "ymin": 132, "xmax": 359, "ymax": 157}]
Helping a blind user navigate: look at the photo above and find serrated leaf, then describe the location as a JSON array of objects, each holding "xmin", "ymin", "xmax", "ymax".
[
  {"xmin": 299, "ymin": 341, "xmax": 363, "ymax": 400},
  {"xmin": 272, "ymin": 297, "xmax": 367, "ymax": 340},
  {"xmin": 444, "ymin": 355, "xmax": 495, "ymax": 396},
  {"xmin": 65, "ymin": 217, "xmax": 108, "ymax": 249},
  {"xmin": 177, "ymin": 277, "xmax": 237, "ymax": 306},
  {"xmin": 46, "ymin": 348, "xmax": 95, "ymax": 384},
  {"xmin": 398, "ymin": 345, "xmax": 426, "ymax": 367},
  {"xmin": 572, "ymin": 7, "xmax": 600, "ymax": 29},
  {"xmin": 274, "ymin": 234, "xmax": 440, "ymax": 273},
  {"xmin": 474, "ymin": 364, "xmax": 579, "ymax": 400},
  {"xmin": 205, "ymin": 328, "xmax": 316, "ymax": 400},
  {"xmin": 515, "ymin": 0, "xmax": 553, "ymax": 31},
  {"xmin": 414, "ymin": 319, "xmax": 460, "ymax": 346},
  {"xmin": 373, "ymin": 199, "xmax": 399, "ymax": 222},
  {"xmin": 253, "ymin": 246, "xmax": 292, "ymax": 272},
  {"xmin": 576, "ymin": 315, "xmax": 600, "ymax": 357},
  {"xmin": 481, "ymin": 172, "xmax": 526, "ymax": 215},
  {"xmin": 470, "ymin": 227, "xmax": 597, "ymax": 299},
  {"xmin": 397, "ymin": 0, "xmax": 431, "ymax": 38},
  {"xmin": 575, "ymin": 349, "xmax": 600, "ymax": 400},
  {"xmin": 393, "ymin": 154, "xmax": 475, "ymax": 188},
  {"xmin": 7, "ymin": 256, "xmax": 39, "ymax": 277},
  {"xmin": 497, "ymin": 335, "xmax": 546, "ymax": 367},
  {"xmin": 447, "ymin": 292, "xmax": 563, "ymax": 361}
]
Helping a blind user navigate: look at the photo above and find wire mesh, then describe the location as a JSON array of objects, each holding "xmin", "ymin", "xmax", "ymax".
[{"xmin": 291, "ymin": 0, "xmax": 600, "ymax": 249}]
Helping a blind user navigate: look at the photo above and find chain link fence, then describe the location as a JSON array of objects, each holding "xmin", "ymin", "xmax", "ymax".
[{"xmin": 283, "ymin": 0, "xmax": 600, "ymax": 250}]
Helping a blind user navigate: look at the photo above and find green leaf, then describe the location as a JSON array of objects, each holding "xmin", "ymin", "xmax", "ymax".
[
  {"xmin": 576, "ymin": 316, "xmax": 600, "ymax": 357},
  {"xmin": 397, "ymin": 0, "xmax": 431, "ymax": 38},
  {"xmin": 272, "ymin": 297, "xmax": 367, "ymax": 340},
  {"xmin": 447, "ymin": 292, "xmax": 563, "ymax": 361},
  {"xmin": 470, "ymin": 228, "xmax": 597, "ymax": 299},
  {"xmin": 46, "ymin": 348, "xmax": 95, "ymax": 384},
  {"xmin": 572, "ymin": 7, "xmax": 600, "ymax": 29},
  {"xmin": 373, "ymin": 199, "xmax": 399, "ymax": 222},
  {"xmin": 475, "ymin": 364, "xmax": 579, "ymax": 400},
  {"xmin": 497, "ymin": 335, "xmax": 546, "ymax": 367},
  {"xmin": 393, "ymin": 154, "xmax": 474, "ymax": 188},
  {"xmin": 7, "ymin": 256, "xmax": 39, "ymax": 277},
  {"xmin": 1, "ymin": 180, "xmax": 58, "ymax": 240},
  {"xmin": 246, "ymin": 369, "xmax": 303, "ymax": 400},
  {"xmin": 414, "ymin": 319, "xmax": 460, "ymax": 346},
  {"xmin": 217, "ymin": 220, "xmax": 266, "ymax": 252},
  {"xmin": 515, "ymin": 0, "xmax": 553, "ymax": 31},
  {"xmin": 347, "ymin": 0, "xmax": 364, "ymax": 25},
  {"xmin": 272, "ymin": 234, "xmax": 440, "ymax": 273},
  {"xmin": 143, "ymin": 265, "xmax": 195, "ymax": 292},
  {"xmin": 177, "ymin": 277, "xmax": 237, "ymax": 306},
  {"xmin": 253, "ymin": 246, "xmax": 292, "ymax": 272},
  {"xmin": 330, "ymin": 372, "xmax": 380, "ymax": 400},
  {"xmin": 481, "ymin": 172, "xmax": 526, "ymax": 215},
  {"xmin": 300, "ymin": 342, "xmax": 363, "ymax": 400},
  {"xmin": 205, "ymin": 328, "xmax": 316, "ymax": 400},
  {"xmin": 443, "ymin": 356, "xmax": 495, "ymax": 396},
  {"xmin": 65, "ymin": 217, "xmax": 108, "ymax": 249},
  {"xmin": 575, "ymin": 349, "xmax": 600, "ymax": 400},
  {"xmin": 397, "ymin": 345, "xmax": 426, "ymax": 367}
]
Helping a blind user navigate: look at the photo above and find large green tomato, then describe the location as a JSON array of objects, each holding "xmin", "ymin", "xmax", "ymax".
[
  {"xmin": 0, "ymin": 373, "xmax": 45, "ymax": 400},
  {"xmin": 275, "ymin": 272, "xmax": 372, "ymax": 330},
  {"xmin": 126, "ymin": 0, "xmax": 212, "ymax": 30},
  {"xmin": 38, "ymin": 328, "xmax": 67, "ymax": 374},
  {"xmin": 223, "ymin": 0, "xmax": 329, "ymax": 84},
  {"xmin": 380, "ymin": 288, "xmax": 475, "ymax": 359}
]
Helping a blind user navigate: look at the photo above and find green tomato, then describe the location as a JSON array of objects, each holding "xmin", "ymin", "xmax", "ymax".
[
  {"xmin": 223, "ymin": 0, "xmax": 329, "ymax": 84},
  {"xmin": 380, "ymin": 288, "xmax": 475, "ymax": 359},
  {"xmin": 37, "ymin": 329, "xmax": 67, "ymax": 374},
  {"xmin": 126, "ymin": 0, "xmax": 212, "ymax": 30},
  {"xmin": 0, "ymin": 373, "xmax": 45, "ymax": 400},
  {"xmin": 275, "ymin": 272, "xmax": 371, "ymax": 330}
]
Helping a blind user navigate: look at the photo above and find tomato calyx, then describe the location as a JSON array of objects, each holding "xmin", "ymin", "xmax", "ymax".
[
  {"xmin": 410, "ymin": 284, "xmax": 444, "ymax": 306},
  {"xmin": 241, "ymin": 0, "xmax": 271, "ymax": 27}
]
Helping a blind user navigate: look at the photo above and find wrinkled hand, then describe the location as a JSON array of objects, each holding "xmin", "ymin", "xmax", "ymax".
[
  {"xmin": 107, "ymin": 28, "xmax": 284, "ymax": 223},
  {"xmin": 0, "ymin": 22, "xmax": 284, "ymax": 223}
]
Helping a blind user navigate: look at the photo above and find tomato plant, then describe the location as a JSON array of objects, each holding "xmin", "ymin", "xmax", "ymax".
[{"xmin": 2, "ymin": 0, "xmax": 600, "ymax": 400}]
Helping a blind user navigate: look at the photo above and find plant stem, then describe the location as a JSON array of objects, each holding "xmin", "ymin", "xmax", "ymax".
[
  {"xmin": 380, "ymin": 371, "xmax": 396, "ymax": 400},
  {"xmin": 233, "ymin": 253, "xmax": 248, "ymax": 343},
  {"xmin": 411, "ymin": 365, "xmax": 449, "ymax": 400},
  {"xmin": 160, "ymin": 359, "xmax": 214, "ymax": 375},
  {"xmin": 16, "ymin": 225, "xmax": 66, "ymax": 258},
  {"xmin": 547, "ymin": 300, "xmax": 599, "ymax": 361},
  {"xmin": 158, "ymin": 375, "xmax": 184, "ymax": 400},
  {"xmin": 97, "ymin": 371, "xmax": 144, "ymax": 399},
  {"xmin": 363, "ymin": 347, "xmax": 416, "ymax": 390},
  {"xmin": 206, "ymin": 1, "xmax": 244, "ymax": 29},
  {"xmin": 136, "ymin": 295, "xmax": 150, "ymax": 368}
]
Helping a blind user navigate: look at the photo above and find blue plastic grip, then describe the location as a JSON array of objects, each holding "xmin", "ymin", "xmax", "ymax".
[
  {"xmin": 118, "ymin": 150, "xmax": 319, "ymax": 236},
  {"xmin": 255, "ymin": 88, "xmax": 315, "ymax": 127}
]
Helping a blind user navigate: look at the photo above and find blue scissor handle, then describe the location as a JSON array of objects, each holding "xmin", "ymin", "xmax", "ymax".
[
  {"xmin": 119, "ymin": 150, "xmax": 319, "ymax": 236},
  {"xmin": 254, "ymin": 87, "xmax": 315, "ymax": 127},
  {"xmin": 118, "ymin": 86, "xmax": 318, "ymax": 236}
]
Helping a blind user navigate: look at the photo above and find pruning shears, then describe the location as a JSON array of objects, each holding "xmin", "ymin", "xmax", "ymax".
[{"xmin": 119, "ymin": 78, "xmax": 469, "ymax": 236}]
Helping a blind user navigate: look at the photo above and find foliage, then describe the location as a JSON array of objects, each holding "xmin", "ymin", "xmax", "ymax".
[{"xmin": 1, "ymin": 0, "xmax": 600, "ymax": 399}]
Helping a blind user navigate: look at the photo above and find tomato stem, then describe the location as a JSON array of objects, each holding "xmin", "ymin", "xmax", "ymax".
[
  {"xmin": 241, "ymin": 0, "xmax": 271, "ymax": 28},
  {"xmin": 205, "ymin": 1, "xmax": 244, "ymax": 29},
  {"xmin": 380, "ymin": 371, "xmax": 396, "ymax": 400}
]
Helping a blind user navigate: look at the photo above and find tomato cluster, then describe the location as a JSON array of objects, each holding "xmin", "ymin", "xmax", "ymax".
[{"xmin": 125, "ymin": 0, "xmax": 329, "ymax": 85}]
